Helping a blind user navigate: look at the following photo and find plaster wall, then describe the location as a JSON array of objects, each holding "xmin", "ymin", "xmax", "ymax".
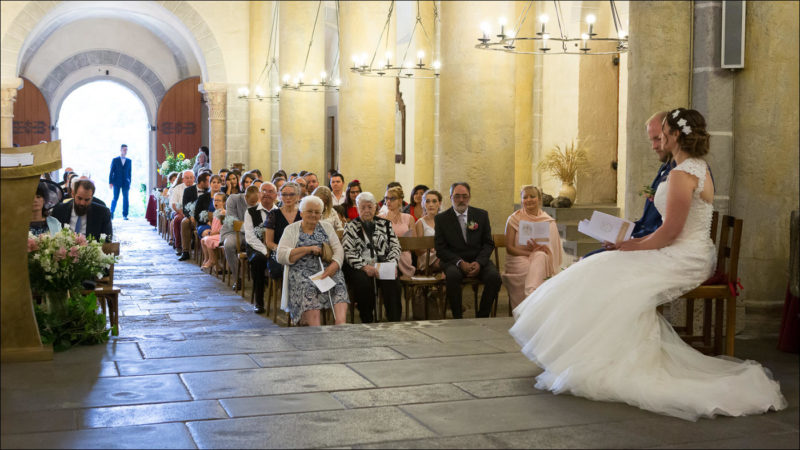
[
  {"xmin": 247, "ymin": 1, "xmax": 273, "ymax": 174},
  {"xmin": 540, "ymin": 52, "xmax": 580, "ymax": 199},
  {"xmin": 513, "ymin": 0, "xmax": 536, "ymax": 204},
  {"xmin": 731, "ymin": 1, "xmax": 799, "ymax": 309}
]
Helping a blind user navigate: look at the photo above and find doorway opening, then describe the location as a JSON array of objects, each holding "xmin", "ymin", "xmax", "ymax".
[{"xmin": 57, "ymin": 81, "xmax": 149, "ymax": 217}]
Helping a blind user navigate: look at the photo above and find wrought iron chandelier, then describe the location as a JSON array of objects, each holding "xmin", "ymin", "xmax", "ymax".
[
  {"xmin": 238, "ymin": 2, "xmax": 280, "ymax": 101},
  {"xmin": 475, "ymin": 0, "xmax": 628, "ymax": 56},
  {"xmin": 281, "ymin": 0, "xmax": 341, "ymax": 93},
  {"xmin": 350, "ymin": 0, "xmax": 441, "ymax": 79}
]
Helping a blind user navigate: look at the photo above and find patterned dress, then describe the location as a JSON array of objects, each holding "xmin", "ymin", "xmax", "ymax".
[{"xmin": 286, "ymin": 223, "xmax": 349, "ymax": 325}]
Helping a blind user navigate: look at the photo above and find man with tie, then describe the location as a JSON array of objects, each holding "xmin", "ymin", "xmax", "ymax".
[
  {"xmin": 51, "ymin": 179, "xmax": 113, "ymax": 242},
  {"xmin": 109, "ymin": 144, "xmax": 132, "ymax": 220},
  {"xmin": 434, "ymin": 182, "xmax": 502, "ymax": 319}
]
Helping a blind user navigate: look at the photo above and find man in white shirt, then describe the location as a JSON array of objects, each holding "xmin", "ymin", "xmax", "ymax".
[
  {"xmin": 170, "ymin": 170, "xmax": 194, "ymax": 253},
  {"xmin": 330, "ymin": 172, "xmax": 346, "ymax": 206},
  {"xmin": 244, "ymin": 182, "xmax": 278, "ymax": 313}
]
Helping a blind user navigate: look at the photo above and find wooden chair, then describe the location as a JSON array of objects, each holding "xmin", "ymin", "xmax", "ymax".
[
  {"xmin": 398, "ymin": 236, "xmax": 447, "ymax": 321},
  {"xmin": 676, "ymin": 212, "xmax": 742, "ymax": 356},
  {"xmin": 233, "ymin": 220, "xmax": 250, "ymax": 298},
  {"xmin": 459, "ymin": 234, "xmax": 504, "ymax": 318},
  {"xmin": 83, "ymin": 242, "xmax": 121, "ymax": 336},
  {"xmin": 491, "ymin": 234, "xmax": 507, "ymax": 317}
]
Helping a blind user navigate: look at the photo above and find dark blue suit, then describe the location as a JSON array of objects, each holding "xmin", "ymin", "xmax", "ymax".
[
  {"xmin": 109, "ymin": 156, "xmax": 132, "ymax": 218},
  {"xmin": 584, "ymin": 160, "xmax": 676, "ymax": 258}
]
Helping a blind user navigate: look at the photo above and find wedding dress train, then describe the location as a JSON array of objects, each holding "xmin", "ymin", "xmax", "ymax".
[{"xmin": 509, "ymin": 158, "xmax": 787, "ymax": 421}]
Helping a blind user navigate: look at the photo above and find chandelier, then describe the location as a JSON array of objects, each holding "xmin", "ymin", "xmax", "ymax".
[
  {"xmin": 281, "ymin": 1, "xmax": 341, "ymax": 93},
  {"xmin": 238, "ymin": 3, "xmax": 280, "ymax": 101},
  {"xmin": 350, "ymin": 0, "xmax": 441, "ymax": 79},
  {"xmin": 475, "ymin": 0, "xmax": 628, "ymax": 56}
]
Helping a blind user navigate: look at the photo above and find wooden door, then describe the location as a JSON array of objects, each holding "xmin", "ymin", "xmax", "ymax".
[
  {"xmin": 12, "ymin": 78, "xmax": 51, "ymax": 147},
  {"xmin": 156, "ymin": 77, "xmax": 202, "ymax": 180}
]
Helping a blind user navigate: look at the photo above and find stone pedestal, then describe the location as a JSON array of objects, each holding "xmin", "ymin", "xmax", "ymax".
[
  {"xmin": 199, "ymin": 83, "xmax": 227, "ymax": 173},
  {"xmin": 1, "ymin": 141, "xmax": 62, "ymax": 362}
]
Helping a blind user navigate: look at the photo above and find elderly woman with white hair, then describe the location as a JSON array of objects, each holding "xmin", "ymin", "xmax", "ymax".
[
  {"xmin": 342, "ymin": 191, "xmax": 403, "ymax": 323},
  {"xmin": 276, "ymin": 195, "xmax": 349, "ymax": 326}
]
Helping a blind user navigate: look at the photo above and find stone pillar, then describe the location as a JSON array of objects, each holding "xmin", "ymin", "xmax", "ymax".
[
  {"xmin": 439, "ymin": 1, "xmax": 516, "ymax": 232},
  {"xmin": 199, "ymin": 83, "xmax": 227, "ymax": 173},
  {"xmin": 513, "ymin": 1, "xmax": 537, "ymax": 204},
  {"xmin": 338, "ymin": 1, "xmax": 396, "ymax": 195},
  {"xmin": 412, "ymin": 1, "xmax": 436, "ymax": 187},
  {"xmin": 279, "ymin": 1, "xmax": 325, "ymax": 176},
  {"xmin": 0, "ymin": 78, "xmax": 23, "ymax": 147},
  {"xmin": 248, "ymin": 1, "xmax": 274, "ymax": 175},
  {"xmin": 624, "ymin": 1, "xmax": 692, "ymax": 220}
]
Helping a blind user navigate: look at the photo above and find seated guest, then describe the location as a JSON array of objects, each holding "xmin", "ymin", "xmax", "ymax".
[
  {"xmin": 192, "ymin": 148, "xmax": 210, "ymax": 178},
  {"xmin": 378, "ymin": 185, "xmax": 416, "ymax": 277},
  {"xmin": 251, "ymin": 168, "xmax": 263, "ymax": 180},
  {"xmin": 200, "ymin": 192, "xmax": 227, "ymax": 271},
  {"xmin": 171, "ymin": 170, "xmax": 194, "ymax": 254},
  {"xmin": 403, "ymin": 184, "xmax": 428, "ymax": 223},
  {"xmin": 295, "ymin": 176, "xmax": 308, "ymax": 197},
  {"xmin": 63, "ymin": 172, "xmax": 78, "ymax": 200},
  {"xmin": 222, "ymin": 170, "xmax": 241, "ymax": 195},
  {"xmin": 501, "ymin": 185, "xmax": 562, "ymax": 310},
  {"xmin": 51, "ymin": 179, "xmax": 112, "ymax": 242},
  {"xmin": 413, "ymin": 189, "xmax": 443, "ymax": 273},
  {"xmin": 252, "ymin": 179, "xmax": 263, "ymax": 190},
  {"xmin": 30, "ymin": 181, "xmax": 62, "ymax": 236},
  {"xmin": 434, "ymin": 182, "xmax": 501, "ymax": 318},
  {"xmin": 265, "ymin": 182, "xmax": 301, "ymax": 281},
  {"xmin": 194, "ymin": 174, "xmax": 223, "ymax": 238},
  {"xmin": 329, "ymin": 172, "xmax": 346, "ymax": 206},
  {"xmin": 342, "ymin": 192, "xmax": 402, "ymax": 323},
  {"xmin": 312, "ymin": 186, "xmax": 344, "ymax": 233},
  {"xmin": 223, "ymin": 185, "xmax": 260, "ymax": 290},
  {"xmin": 289, "ymin": 172, "xmax": 298, "ymax": 182},
  {"xmin": 276, "ymin": 196, "xmax": 349, "ymax": 326},
  {"xmin": 178, "ymin": 171, "xmax": 208, "ymax": 261},
  {"xmin": 378, "ymin": 181, "xmax": 408, "ymax": 215},
  {"xmin": 59, "ymin": 169, "xmax": 74, "ymax": 194},
  {"xmin": 304, "ymin": 172, "xmax": 320, "ymax": 193},
  {"xmin": 219, "ymin": 168, "xmax": 230, "ymax": 183},
  {"xmin": 343, "ymin": 180, "xmax": 362, "ymax": 221},
  {"xmin": 244, "ymin": 182, "xmax": 279, "ymax": 313}
]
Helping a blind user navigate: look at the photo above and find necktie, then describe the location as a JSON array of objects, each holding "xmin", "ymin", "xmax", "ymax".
[
  {"xmin": 459, "ymin": 213, "xmax": 467, "ymax": 241},
  {"xmin": 76, "ymin": 215, "xmax": 83, "ymax": 234}
]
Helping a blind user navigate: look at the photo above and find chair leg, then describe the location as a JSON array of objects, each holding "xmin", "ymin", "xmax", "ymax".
[
  {"xmin": 702, "ymin": 298, "xmax": 713, "ymax": 349},
  {"xmin": 725, "ymin": 297, "xmax": 736, "ymax": 356},
  {"xmin": 714, "ymin": 298, "xmax": 724, "ymax": 355},
  {"xmin": 684, "ymin": 298, "xmax": 695, "ymax": 337}
]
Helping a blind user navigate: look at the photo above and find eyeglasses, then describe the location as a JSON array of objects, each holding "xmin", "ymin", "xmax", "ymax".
[
  {"xmin": 350, "ymin": 191, "xmax": 361, "ymax": 195},
  {"xmin": 281, "ymin": 192, "xmax": 297, "ymax": 197},
  {"xmin": 303, "ymin": 210, "xmax": 322, "ymax": 215},
  {"xmin": 452, "ymin": 194, "xmax": 470, "ymax": 200},
  {"xmin": 384, "ymin": 196, "xmax": 397, "ymax": 201}
]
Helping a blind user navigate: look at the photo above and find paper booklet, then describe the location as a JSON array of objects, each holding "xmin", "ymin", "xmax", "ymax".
[
  {"xmin": 518, "ymin": 220, "xmax": 551, "ymax": 246},
  {"xmin": 375, "ymin": 261, "xmax": 397, "ymax": 280},
  {"xmin": 310, "ymin": 270, "xmax": 336, "ymax": 293},
  {"xmin": 577, "ymin": 211, "xmax": 635, "ymax": 243}
]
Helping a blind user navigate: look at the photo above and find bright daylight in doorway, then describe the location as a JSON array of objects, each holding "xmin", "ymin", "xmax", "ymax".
[{"xmin": 57, "ymin": 81, "xmax": 149, "ymax": 217}]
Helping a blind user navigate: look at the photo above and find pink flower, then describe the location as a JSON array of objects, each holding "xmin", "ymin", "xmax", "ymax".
[
  {"xmin": 55, "ymin": 247, "xmax": 67, "ymax": 261},
  {"xmin": 27, "ymin": 238, "xmax": 38, "ymax": 252},
  {"xmin": 75, "ymin": 234, "xmax": 88, "ymax": 246},
  {"xmin": 69, "ymin": 246, "xmax": 80, "ymax": 258}
]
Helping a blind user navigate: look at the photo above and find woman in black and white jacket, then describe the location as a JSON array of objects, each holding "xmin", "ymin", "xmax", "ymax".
[{"xmin": 342, "ymin": 191, "xmax": 403, "ymax": 323}]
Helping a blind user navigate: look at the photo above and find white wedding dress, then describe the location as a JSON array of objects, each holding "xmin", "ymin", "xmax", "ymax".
[{"xmin": 509, "ymin": 158, "xmax": 787, "ymax": 421}]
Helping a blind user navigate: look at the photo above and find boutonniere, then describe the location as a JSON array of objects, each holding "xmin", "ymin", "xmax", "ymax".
[
  {"xmin": 467, "ymin": 220, "xmax": 479, "ymax": 231},
  {"xmin": 639, "ymin": 185, "xmax": 656, "ymax": 202}
]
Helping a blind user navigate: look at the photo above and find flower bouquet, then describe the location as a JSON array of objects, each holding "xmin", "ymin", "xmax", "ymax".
[
  {"xmin": 639, "ymin": 185, "xmax": 656, "ymax": 202},
  {"xmin": 158, "ymin": 143, "xmax": 196, "ymax": 176}
]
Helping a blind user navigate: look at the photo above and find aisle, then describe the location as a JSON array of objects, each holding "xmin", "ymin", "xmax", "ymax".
[{"xmin": 111, "ymin": 217, "xmax": 280, "ymax": 340}]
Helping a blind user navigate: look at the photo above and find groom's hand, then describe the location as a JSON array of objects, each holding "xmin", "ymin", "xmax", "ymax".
[
  {"xmin": 467, "ymin": 262, "xmax": 481, "ymax": 277},
  {"xmin": 602, "ymin": 241, "xmax": 618, "ymax": 251}
]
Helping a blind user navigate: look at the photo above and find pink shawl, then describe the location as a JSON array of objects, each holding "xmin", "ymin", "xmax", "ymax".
[{"xmin": 505, "ymin": 208, "xmax": 562, "ymax": 276}]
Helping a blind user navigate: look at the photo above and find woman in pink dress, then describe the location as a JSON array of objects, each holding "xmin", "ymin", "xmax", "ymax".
[
  {"xmin": 378, "ymin": 185, "xmax": 416, "ymax": 277},
  {"xmin": 501, "ymin": 185, "xmax": 562, "ymax": 310},
  {"xmin": 200, "ymin": 192, "xmax": 227, "ymax": 272}
]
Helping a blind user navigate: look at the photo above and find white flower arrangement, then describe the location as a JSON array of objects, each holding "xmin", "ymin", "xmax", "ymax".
[
  {"xmin": 214, "ymin": 210, "xmax": 226, "ymax": 220},
  {"xmin": 185, "ymin": 200, "xmax": 197, "ymax": 217},
  {"xmin": 223, "ymin": 215, "xmax": 237, "ymax": 228},
  {"xmin": 254, "ymin": 224, "xmax": 266, "ymax": 241},
  {"xmin": 199, "ymin": 210, "xmax": 209, "ymax": 223}
]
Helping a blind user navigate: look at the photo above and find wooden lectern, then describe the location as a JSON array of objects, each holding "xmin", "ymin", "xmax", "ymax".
[{"xmin": 1, "ymin": 141, "xmax": 61, "ymax": 362}]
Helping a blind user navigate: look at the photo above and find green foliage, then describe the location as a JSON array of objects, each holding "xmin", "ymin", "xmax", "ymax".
[
  {"xmin": 158, "ymin": 143, "xmax": 195, "ymax": 176},
  {"xmin": 34, "ymin": 292, "xmax": 110, "ymax": 352}
]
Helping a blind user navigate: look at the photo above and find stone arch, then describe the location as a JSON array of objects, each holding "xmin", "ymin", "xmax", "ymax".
[
  {"xmin": 52, "ymin": 75, "xmax": 155, "ymax": 130},
  {"xmin": 2, "ymin": 0, "xmax": 226, "ymax": 83}
]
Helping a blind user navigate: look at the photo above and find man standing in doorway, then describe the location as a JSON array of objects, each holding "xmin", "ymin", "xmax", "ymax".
[{"xmin": 109, "ymin": 144, "xmax": 132, "ymax": 220}]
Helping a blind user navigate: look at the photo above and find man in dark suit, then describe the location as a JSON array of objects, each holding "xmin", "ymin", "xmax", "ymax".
[
  {"xmin": 178, "ymin": 170, "xmax": 210, "ymax": 261},
  {"xmin": 51, "ymin": 179, "xmax": 112, "ymax": 242},
  {"xmin": 108, "ymin": 144, "xmax": 132, "ymax": 220},
  {"xmin": 435, "ymin": 182, "xmax": 502, "ymax": 319}
]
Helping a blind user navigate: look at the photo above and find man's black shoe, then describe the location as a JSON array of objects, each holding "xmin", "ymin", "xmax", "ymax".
[
  {"xmin": 231, "ymin": 282, "xmax": 240, "ymax": 291},
  {"xmin": 175, "ymin": 248, "xmax": 182, "ymax": 255},
  {"xmin": 123, "ymin": 217, "xmax": 129, "ymax": 220},
  {"xmin": 178, "ymin": 252, "xmax": 191, "ymax": 261},
  {"xmin": 254, "ymin": 307, "xmax": 265, "ymax": 314}
]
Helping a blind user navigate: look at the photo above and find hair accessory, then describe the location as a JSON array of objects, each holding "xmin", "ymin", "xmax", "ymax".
[
  {"xmin": 352, "ymin": 179, "xmax": 360, "ymax": 183},
  {"xmin": 681, "ymin": 125, "xmax": 692, "ymax": 135},
  {"xmin": 677, "ymin": 118, "xmax": 687, "ymax": 127},
  {"xmin": 672, "ymin": 109, "xmax": 681, "ymax": 119}
]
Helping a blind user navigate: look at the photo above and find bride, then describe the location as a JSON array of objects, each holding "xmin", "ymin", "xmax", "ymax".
[{"xmin": 510, "ymin": 108, "xmax": 786, "ymax": 421}]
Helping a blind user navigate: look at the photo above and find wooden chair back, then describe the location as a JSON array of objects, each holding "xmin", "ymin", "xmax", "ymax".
[
  {"xmin": 714, "ymin": 214, "xmax": 742, "ymax": 284},
  {"xmin": 492, "ymin": 234, "xmax": 506, "ymax": 268},
  {"xmin": 398, "ymin": 236, "xmax": 436, "ymax": 276},
  {"xmin": 99, "ymin": 242, "xmax": 121, "ymax": 287},
  {"xmin": 233, "ymin": 220, "xmax": 244, "ymax": 249}
]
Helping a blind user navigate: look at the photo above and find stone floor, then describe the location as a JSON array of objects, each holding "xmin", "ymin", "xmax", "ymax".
[{"xmin": 1, "ymin": 218, "xmax": 798, "ymax": 449}]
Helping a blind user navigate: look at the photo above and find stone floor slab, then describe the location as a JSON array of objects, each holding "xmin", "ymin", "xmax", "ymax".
[
  {"xmin": 417, "ymin": 325, "xmax": 508, "ymax": 342},
  {"xmin": 354, "ymin": 434, "xmax": 501, "ymax": 449},
  {"xmin": 168, "ymin": 313, "xmax": 206, "ymax": 321},
  {"xmin": 117, "ymin": 354, "xmax": 258, "ymax": 376},
  {"xmin": 219, "ymin": 392, "xmax": 344, "ymax": 417},
  {"xmin": 481, "ymin": 338, "xmax": 522, "ymax": 352},
  {"xmin": 1, "ymin": 361, "xmax": 118, "ymax": 388},
  {"xmin": 401, "ymin": 394, "xmax": 648, "ymax": 436},
  {"xmin": 389, "ymin": 341, "xmax": 504, "ymax": 359},
  {"xmin": 282, "ymin": 328, "xmax": 439, "ymax": 350},
  {"xmin": 51, "ymin": 342, "xmax": 143, "ymax": 362},
  {"xmin": 332, "ymin": 383, "xmax": 474, "ymax": 408},
  {"xmin": 453, "ymin": 377, "xmax": 544, "ymax": 398},
  {"xmin": 138, "ymin": 336, "xmax": 295, "ymax": 358},
  {"xmin": 250, "ymin": 347, "xmax": 405, "ymax": 368},
  {"xmin": 0, "ymin": 409, "xmax": 77, "ymax": 435},
  {"xmin": 78, "ymin": 400, "xmax": 228, "ymax": 428},
  {"xmin": 348, "ymin": 352, "xmax": 539, "ymax": 387},
  {"xmin": 648, "ymin": 430, "xmax": 799, "ymax": 449},
  {"xmin": 0, "ymin": 422, "xmax": 196, "ymax": 449},
  {"xmin": 187, "ymin": 406, "xmax": 435, "ymax": 449},
  {"xmin": 1, "ymin": 374, "xmax": 191, "ymax": 412},
  {"xmin": 181, "ymin": 365, "xmax": 375, "ymax": 399}
]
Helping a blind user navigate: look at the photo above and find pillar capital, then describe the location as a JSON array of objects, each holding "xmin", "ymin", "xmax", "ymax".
[
  {"xmin": 0, "ymin": 77, "xmax": 23, "ymax": 147},
  {"xmin": 198, "ymin": 83, "xmax": 227, "ymax": 121}
]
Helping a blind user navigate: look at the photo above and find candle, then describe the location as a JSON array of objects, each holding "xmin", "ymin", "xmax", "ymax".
[
  {"xmin": 581, "ymin": 33, "xmax": 589, "ymax": 50},
  {"xmin": 586, "ymin": 14, "xmax": 596, "ymax": 36},
  {"xmin": 498, "ymin": 17, "xmax": 507, "ymax": 36},
  {"xmin": 480, "ymin": 21, "xmax": 490, "ymax": 40},
  {"xmin": 542, "ymin": 33, "xmax": 550, "ymax": 50},
  {"xmin": 539, "ymin": 14, "xmax": 549, "ymax": 34},
  {"xmin": 417, "ymin": 50, "xmax": 425, "ymax": 65}
]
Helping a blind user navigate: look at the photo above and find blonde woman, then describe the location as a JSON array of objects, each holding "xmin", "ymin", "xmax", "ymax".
[
  {"xmin": 311, "ymin": 185, "xmax": 344, "ymax": 233},
  {"xmin": 378, "ymin": 185, "xmax": 415, "ymax": 277}
]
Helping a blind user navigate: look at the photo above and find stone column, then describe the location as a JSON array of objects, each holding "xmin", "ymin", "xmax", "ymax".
[
  {"xmin": 411, "ymin": 1, "xmax": 436, "ymax": 186},
  {"xmin": 198, "ymin": 83, "xmax": 227, "ymax": 173},
  {"xmin": 278, "ymin": 1, "xmax": 325, "ymax": 176},
  {"xmin": 0, "ymin": 78, "xmax": 23, "ymax": 147},
  {"xmin": 439, "ymin": 1, "xmax": 516, "ymax": 232},
  {"xmin": 248, "ymin": 1, "xmax": 274, "ymax": 175},
  {"xmin": 624, "ymin": 1, "xmax": 692, "ymax": 220},
  {"xmin": 338, "ymin": 1, "xmax": 396, "ymax": 195},
  {"xmin": 513, "ymin": 1, "xmax": 537, "ymax": 204}
]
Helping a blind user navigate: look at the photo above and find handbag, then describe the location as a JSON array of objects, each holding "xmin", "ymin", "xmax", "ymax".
[{"xmin": 321, "ymin": 241, "xmax": 333, "ymax": 263}]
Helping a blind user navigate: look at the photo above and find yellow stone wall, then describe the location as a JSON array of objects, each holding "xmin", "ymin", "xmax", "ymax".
[
  {"xmin": 513, "ymin": 0, "xmax": 536, "ymax": 205},
  {"xmin": 732, "ymin": 0, "xmax": 799, "ymax": 305},
  {"xmin": 247, "ymin": 1, "xmax": 272, "ymax": 174}
]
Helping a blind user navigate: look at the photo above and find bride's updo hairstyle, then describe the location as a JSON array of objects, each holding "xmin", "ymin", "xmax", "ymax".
[{"xmin": 664, "ymin": 108, "xmax": 710, "ymax": 157}]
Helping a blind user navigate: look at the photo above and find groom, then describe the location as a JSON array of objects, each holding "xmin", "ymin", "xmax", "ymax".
[
  {"xmin": 435, "ymin": 182, "xmax": 502, "ymax": 318},
  {"xmin": 109, "ymin": 144, "xmax": 132, "ymax": 220}
]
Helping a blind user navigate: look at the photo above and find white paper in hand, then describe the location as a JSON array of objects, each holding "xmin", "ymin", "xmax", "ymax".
[
  {"xmin": 310, "ymin": 270, "xmax": 336, "ymax": 293},
  {"xmin": 577, "ymin": 211, "xmax": 634, "ymax": 243},
  {"xmin": 518, "ymin": 220, "xmax": 550, "ymax": 246},
  {"xmin": 375, "ymin": 261, "xmax": 397, "ymax": 280}
]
